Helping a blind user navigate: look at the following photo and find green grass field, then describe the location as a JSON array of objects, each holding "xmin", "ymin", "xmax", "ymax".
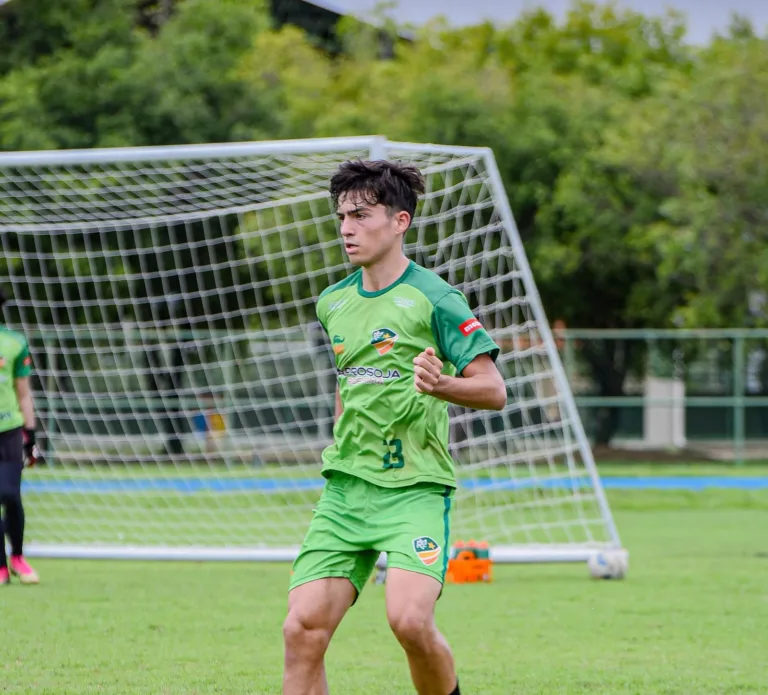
[{"xmin": 3, "ymin": 483, "xmax": 768, "ymax": 694}]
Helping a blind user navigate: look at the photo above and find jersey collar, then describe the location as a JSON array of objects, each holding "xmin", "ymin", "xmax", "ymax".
[{"xmin": 357, "ymin": 260, "xmax": 415, "ymax": 298}]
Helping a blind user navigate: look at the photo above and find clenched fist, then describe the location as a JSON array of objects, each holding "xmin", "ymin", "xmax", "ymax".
[{"xmin": 413, "ymin": 347, "xmax": 443, "ymax": 394}]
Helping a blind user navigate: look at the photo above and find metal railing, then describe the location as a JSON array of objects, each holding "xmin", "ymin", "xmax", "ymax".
[{"xmin": 559, "ymin": 328, "xmax": 768, "ymax": 464}]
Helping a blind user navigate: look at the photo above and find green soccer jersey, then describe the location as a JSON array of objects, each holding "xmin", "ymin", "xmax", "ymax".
[
  {"xmin": 316, "ymin": 260, "xmax": 500, "ymax": 489},
  {"xmin": 0, "ymin": 325, "xmax": 32, "ymax": 434}
]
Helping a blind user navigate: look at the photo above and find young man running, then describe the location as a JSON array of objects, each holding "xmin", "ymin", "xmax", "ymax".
[{"xmin": 283, "ymin": 160, "xmax": 506, "ymax": 694}]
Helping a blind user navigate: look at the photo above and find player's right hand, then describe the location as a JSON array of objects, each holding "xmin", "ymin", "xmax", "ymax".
[
  {"xmin": 413, "ymin": 347, "xmax": 443, "ymax": 394},
  {"xmin": 22, "ymin": 428, "xmax": 42, "ymax": 468}
]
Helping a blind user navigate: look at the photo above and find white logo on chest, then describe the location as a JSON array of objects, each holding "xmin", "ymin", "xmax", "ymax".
[{"xmin": 394, "ymin": 297, "xmax": 415, "ymax": 308}]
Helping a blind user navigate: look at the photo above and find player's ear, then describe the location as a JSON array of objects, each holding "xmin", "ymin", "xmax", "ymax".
[{"xmin": 394, "ymin": 210, "xmax": 411, "ymax": 234}]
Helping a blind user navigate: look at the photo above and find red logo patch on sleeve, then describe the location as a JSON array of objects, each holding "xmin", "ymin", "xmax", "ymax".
[
  {"xmin": 23, "ymin": 356, "xmax": 32, "ymax": 366},
  {"xmin": 459, "ymin": 318, "xmax": 482, "ymax": 337}
]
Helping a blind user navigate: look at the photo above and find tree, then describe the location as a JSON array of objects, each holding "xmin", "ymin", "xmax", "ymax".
[
  {"xmin": 606, "ymin": 35, "xmax": 768, "ymax": 329},
  {"xmin": 0, "ymin": 0, "xmax": 275, "ymax": 150}
]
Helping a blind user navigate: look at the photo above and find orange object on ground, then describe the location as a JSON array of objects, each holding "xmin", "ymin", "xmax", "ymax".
[{"xmin": 445, "ymin": 539, "xmax": 493, "ymax": 584}]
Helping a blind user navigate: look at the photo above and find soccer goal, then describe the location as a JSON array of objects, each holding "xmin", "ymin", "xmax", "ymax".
[{"xmin": 0, "ymin": 136, "xmax": 624, "ymax": 567}]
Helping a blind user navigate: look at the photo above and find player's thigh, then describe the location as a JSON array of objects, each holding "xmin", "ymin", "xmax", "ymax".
[
  {"xmin": 377, "ymin": 482, "xmax": 454, "ymax": 586},
  {"xmin": 0, "ymin": 428, "xmax": 23, "ymax": 497}
]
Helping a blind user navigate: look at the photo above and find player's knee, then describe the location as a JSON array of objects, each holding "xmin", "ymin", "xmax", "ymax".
[
  {"xmin": 388, "ymin": 609, "xmax": 434, "ymax": 651},
  {"xmin": 282, "ymin": 609, "xmax": 333, "ymax": 660}
]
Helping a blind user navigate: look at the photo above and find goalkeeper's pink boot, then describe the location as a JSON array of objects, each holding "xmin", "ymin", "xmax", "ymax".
[
  {"xmin": 0, "ymin": 567, "xmax": 9, "ymax": 585},
  {"xmin": 10, "ymin": 555, "xmax": 39, "ymax": 584}
]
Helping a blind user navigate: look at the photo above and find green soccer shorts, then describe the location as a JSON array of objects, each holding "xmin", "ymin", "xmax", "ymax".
[{"xmin": 289, "ymin": 471, "xmax": 454, "ymax": 596}]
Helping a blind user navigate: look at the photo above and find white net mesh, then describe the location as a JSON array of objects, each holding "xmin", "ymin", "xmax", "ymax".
[{"xmin": 0, "ymin": 138, "xmax": 620, "ymax": 561}]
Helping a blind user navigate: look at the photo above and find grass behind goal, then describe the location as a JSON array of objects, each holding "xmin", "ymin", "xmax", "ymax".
[{"xmin": 22, "ymin": 460, "xmax": 609, "ymax": 549}]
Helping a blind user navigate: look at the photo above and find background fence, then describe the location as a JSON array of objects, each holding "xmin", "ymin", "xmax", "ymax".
[{"xmin": 561, "ymin": 328, "xmax": 768, "ymax": 464}]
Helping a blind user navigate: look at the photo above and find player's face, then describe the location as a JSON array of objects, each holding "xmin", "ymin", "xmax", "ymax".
[{"xmin": 336, "ymin": 193, "xmax": 410, "ymax": 267}]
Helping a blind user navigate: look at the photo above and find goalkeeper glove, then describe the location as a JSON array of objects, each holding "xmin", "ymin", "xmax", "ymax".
[{"xmin": 22, "ymin": 428, "xmax": 42, "ymax": 468}]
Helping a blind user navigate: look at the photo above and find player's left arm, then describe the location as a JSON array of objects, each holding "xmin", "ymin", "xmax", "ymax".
[
  {"xmin": 414, "ymin": 291, "xmax": 506, "ymax": 411},
  {"xmin": 13, "ymin": 342, "xmax": 36, "ymax": 430},
  {"xmin": 14, "ymin": 377, "xmax": 36, "ymax": 430},
  {"xmin": 14, "ymin": 342, "xmax": 40, "ymax": 466}
]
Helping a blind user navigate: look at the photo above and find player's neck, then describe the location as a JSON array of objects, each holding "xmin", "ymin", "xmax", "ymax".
[{"xmin": 361, "ymin": 253, "xmax": 410, "ymax": 293}]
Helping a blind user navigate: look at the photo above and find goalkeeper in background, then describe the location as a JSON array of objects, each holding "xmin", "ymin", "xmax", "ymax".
[
  {"xmin": 0, "ymin": 287, "xmax": 40, "ymax": 585},
  {"xmin": 283, "ymin": 160, "xmax": 506, "ymax": 695}
]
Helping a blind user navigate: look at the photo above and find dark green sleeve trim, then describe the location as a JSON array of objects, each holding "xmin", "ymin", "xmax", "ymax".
[{"xmin": 454, "ymin": 342, "xmax": 500, "ymax": 376}]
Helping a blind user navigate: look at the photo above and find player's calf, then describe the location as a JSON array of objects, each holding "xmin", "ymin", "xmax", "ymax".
[
  {"xmin": 388, "ymin": 612, "xmax": 458, "ymax": 695},
  {"xmin": 282, "ymin": 577, "xmax": 356, "ymax": 695},
  {"xmin": 386, "ymin": 569, "xmax": 459, "ymax": 695}
]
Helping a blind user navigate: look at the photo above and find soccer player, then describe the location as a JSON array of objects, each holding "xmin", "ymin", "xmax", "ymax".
[
  {"xmin": 283, "ymin": 160, "xmax": 506, "ymax": 694},
  {"xmin": 0, "ymin": 287, "xmax": 41, "ymax": 585}
]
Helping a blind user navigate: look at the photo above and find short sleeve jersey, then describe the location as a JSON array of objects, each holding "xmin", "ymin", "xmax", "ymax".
[
  {"xmin": 316, "ymin": 261, "xmax": 500, "ymax": 489},
  {"xmin": 0, "ymin": 325, "xmax": 32, "ymax": 434}
]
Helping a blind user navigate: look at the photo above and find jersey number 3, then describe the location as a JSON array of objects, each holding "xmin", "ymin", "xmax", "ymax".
[{"xmin": 382, "ymin": 438, "xmax": 405, "ymax": 469}]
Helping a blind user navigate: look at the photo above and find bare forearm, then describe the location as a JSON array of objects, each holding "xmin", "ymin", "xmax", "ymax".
[
  {"xmin": 334, "ymin": 388, "xmax": 343, "ymax": 423},
  {"xmin": 19, "ymin": 393, "xmax": 36, "ymax": 430},
  {"xmin": 431, "ymin": 373, "xmax": 506, "ymax": 411}
]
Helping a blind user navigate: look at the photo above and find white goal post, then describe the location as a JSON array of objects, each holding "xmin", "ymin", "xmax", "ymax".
[{"xmin": 0, "ymin": 135, "xmax": 624, "ymax": 566}]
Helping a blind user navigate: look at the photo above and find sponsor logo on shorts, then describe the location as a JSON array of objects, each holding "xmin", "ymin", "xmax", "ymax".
[
  {"xmin": 459, "ymin": 318, "xmax": 482, "ymax": 337},
  {"xmin": 413, "ymin": 536, "xmax": 441, "ymax": 566},
  {"xmin": 337, "ymin": 366, "xmax": 401, "ymax": 385},
  {"xmin": 371, "ymin": 328, "xmax": 398, "ymax": 355},
  {"xmin": 332, "ymin": 335, "xmax": 345, "ymax": 355}
]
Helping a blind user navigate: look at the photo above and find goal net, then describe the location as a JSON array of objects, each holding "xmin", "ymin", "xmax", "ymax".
[{"xmin": 0, "ymin": 136, "xmax": 622, "ymax": 563}]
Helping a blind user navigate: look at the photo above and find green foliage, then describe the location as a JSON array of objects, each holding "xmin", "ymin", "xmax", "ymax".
[
  {"xmin": 0, "ymin": 0, "xmax": 273, "ymax": 149},
  {"xmin": 2, "ymin": 1, "xmax": 768, "ymax": 443},
  {"xmin": 122, "ymin": 0, "xmax": 274, "ymax": 145}
]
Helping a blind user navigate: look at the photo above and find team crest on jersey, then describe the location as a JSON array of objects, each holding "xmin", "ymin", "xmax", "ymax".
[
  {"xmin": 332, "ymin": 335, "xmax": 345, "ymax": 355},
  {"xmin": 371, "ymin": 328, "xmax": 398, "ymax": 355},
  {"xmin": 413, "ymin": 537, "xmax": 441, "ymax": 566}
]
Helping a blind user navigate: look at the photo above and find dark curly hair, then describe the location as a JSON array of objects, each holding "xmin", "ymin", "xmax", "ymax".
[{"xmin": 329, "ymin": 159, "xmax": 425, "ymax": 227}]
